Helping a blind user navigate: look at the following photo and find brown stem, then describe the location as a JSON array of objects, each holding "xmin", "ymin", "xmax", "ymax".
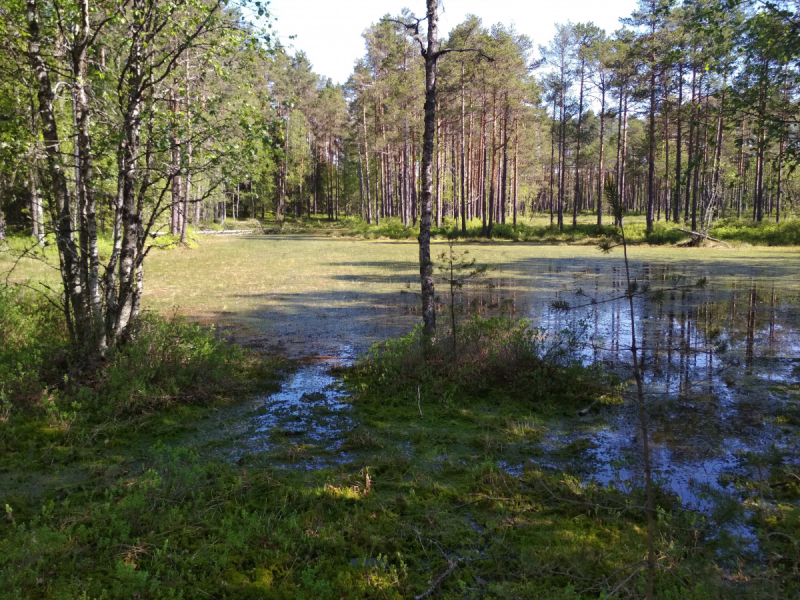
[{"xmin": 620, "ymin": 222, "xmax": 656, "ymax": 599}]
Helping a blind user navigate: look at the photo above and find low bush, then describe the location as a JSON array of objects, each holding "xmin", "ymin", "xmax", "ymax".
[
  {"xmin": 0, "ymin": 286, "xmax": 282, "ymax": 425},
  {"xmin": 347, "ymin": 316, "xmax": 607, "ymax": 412},
  {"xmin": 295, "ymin": 214, "xmax": 800, "ymax": 246},
  {"xmin": 94, "ymin": 314, "xmax": 275, "ymax": 415},
  {"xmin": 0, "ymin": 287, "xmax": 70, "ymax": 408},
  {"xmin": 710, "ymin": 217, "xmax": 800, "ymax": 245}
]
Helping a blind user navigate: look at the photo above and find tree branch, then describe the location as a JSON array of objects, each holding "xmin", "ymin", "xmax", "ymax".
[
  {"xmin": 435, "ymin": 47, "xmax": 493, "ymax": 62},
  {"xmin": 383, "ymin": 17, "xmax": 426, "ymax": 55}
]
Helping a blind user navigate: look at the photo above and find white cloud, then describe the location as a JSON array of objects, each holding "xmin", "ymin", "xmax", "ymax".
[{"xmin": 268, "ymin": 0, "xmax": 638, "ymax": 84}]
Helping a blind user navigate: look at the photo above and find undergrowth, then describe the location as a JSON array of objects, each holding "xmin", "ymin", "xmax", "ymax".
[
  {"xmin": 347, "ymin": 317, "xmax": 608, "ymax": 414},
  {"xmin": 275, "ymin": 214, "xmax": 800, "ymax": 246},
  {"xmin": 0, "ymin": 441, "xmax": 721, "ymax": 599},
  {"xmin": 1, "ymin": 292, "xmax": 796, "ymax": 597},
  {"xmin": 0, "ymin": 287, "xmax": 284, "ymax": 469},
  {"xmin": 709, "ymin": 217, "xmax": 800, "ymax": 245}
]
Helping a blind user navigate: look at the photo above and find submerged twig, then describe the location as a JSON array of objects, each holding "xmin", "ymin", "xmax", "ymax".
[
  {"xmin": 578, "ymin": 394, "xmax": 609, "ymax": 417},
  {"xmin": 414, "ymin": 558, "xmax": 461, "ymax": 600}
]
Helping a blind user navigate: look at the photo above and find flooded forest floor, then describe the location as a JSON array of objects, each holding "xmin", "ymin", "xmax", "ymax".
[{"xmin": 1, "ymin": 235, "xmax": 799, "ymax": 598}]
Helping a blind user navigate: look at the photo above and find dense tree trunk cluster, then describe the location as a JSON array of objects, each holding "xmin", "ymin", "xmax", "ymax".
[
  {"xmin": 341, "ymin": 1, "xmax": 800, "ymax": 236},
  {"xmin": 1, "ymin": 0, "xmax": 281, "ymax": 353},
  {"xmin": 346, "ymin": 14, "xmax": 534, "ymax": 238}
]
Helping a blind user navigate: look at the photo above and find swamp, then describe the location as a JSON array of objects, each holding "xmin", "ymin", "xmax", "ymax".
[
  {"xmin": 2, "ymin": 233, "xmax": 799, "ymax": 598},
  {"xmin": 1, "ymin": 0, "xmax": 800, "ymax": 597}
]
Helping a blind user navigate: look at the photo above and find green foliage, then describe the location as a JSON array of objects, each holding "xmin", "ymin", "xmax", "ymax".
[
  {"xmin": 264, "ymin": 214, "xmax": 800, "ymax": 246},
  {"xmin": 710, "ymin": 218, "xmax": 800, "ymax": 246},
  {"xmin": 338, "ymin": 217, "xmax": 419, "ymax": 240},
  {"xmin": 0, "ymin": 440, "xmax": 690, "ymax": 599},
  {"xmin": 95, "ymin": 314, "xmax": 271, "ymax": 414},
  {"xmin": 0, "ymin": 287, "xmax": 69, "ymax": 408},
  {"xmin": 0, "ymin": 287, "xmax": 283, "ymax": 471},
  {"xmin": 348, "ymin": 317, "xmax": 601, "ymax": 414},
  {"xmin": 436, "ymin": 240, "xmax": 490, "ymax": 357}
]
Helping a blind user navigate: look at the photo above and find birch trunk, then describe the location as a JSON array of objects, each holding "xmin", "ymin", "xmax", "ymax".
[
  {"xmin": 113, "ymin": 0, "xmax": 145, "ymax": 340},
  {"xmin": 27, "ymin": 0, "xmax": 86, "ymax": 343}
]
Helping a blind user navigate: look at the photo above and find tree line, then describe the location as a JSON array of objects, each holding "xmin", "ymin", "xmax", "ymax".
[{"xmin": 344, "ymin": 0, "xmax": 800, "ymax": 236}]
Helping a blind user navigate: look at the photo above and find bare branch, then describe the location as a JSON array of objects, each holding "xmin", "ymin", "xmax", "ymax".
[
  {"xmin": 435, "ymin": 47, "xmax": 493, "ymax": 62},
  {"xmin": 382, "ymin": 17, "xmax": 426, "ymax": 55}
]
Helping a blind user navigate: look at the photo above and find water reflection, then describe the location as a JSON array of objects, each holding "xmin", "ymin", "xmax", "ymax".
[
  {"xmin": 215, "ymin": 248, "xmax": 798, "ymax": 512},
  {"xmin": 452, "ymin": 261, "xmax": 799, "ymax": 509}
]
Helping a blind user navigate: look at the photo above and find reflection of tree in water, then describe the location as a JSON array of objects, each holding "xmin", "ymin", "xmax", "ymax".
[
  {"xmin": 687, "ymin": 282, "xmax": 786, "ymax": 373},
  {"xmin": 428, "ymin": 265, "xmax": 795, "ymax": 391},
  {"xmin": 482, "ymin": 259, "xmax": 799, "ymax": 508},
  {"xmin": 602, "ymin": 274, "xmax": 790, "ymax": 386}
]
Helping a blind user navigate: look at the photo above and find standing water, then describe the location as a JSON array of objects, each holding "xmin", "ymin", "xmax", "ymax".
[{"xmin": 207, "ymin": 245, "xmax": 799, "ymax": 512}]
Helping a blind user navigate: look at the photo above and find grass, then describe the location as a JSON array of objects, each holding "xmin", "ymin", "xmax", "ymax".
[
  {"xmin": 709, "ymin": 217, "xmax": 800, "ymax": 246},
  {"xmin": 1, "ymin": 232, "xmax": 799, "ymax": 596},
  {"xmin": 347, "ymin": 316, "xmax": 606, "ymax": 414},
  {"xmin": 262, "ymin": 213, "xmax": 800, "ymax": 246},
  {"xmin": 0, "ymin": 287, "xmax": 285, "ymax": 470},
  {"xmin": 4, "ymin": 305, "xmax": 782, "ymax": 598},
  {"xmin": 3, "ymin": 234, "xmax": 800, "ymax": 357},
  {"xmin": 0, "ymin": 440, "xmax": 671, "ymax": 598}
]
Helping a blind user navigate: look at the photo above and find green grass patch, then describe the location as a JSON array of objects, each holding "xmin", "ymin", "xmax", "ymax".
[
  {"xmin": 345, "ymin": 317, "xmax": 609, "ymax": 416},
  {"xmin": 0, "ymin": 444, "xmax": 678, "ymax": 599},
  {"xmin": 709, "ymin": 217, "xmax": 800, "ymax": 246},
  {"xmin": 272, "ymin": 214, "xmax": 800, "ymax": 246}
]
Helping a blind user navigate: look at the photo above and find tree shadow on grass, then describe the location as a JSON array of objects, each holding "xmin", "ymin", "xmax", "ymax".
[{"xmin": 189, "ymin": 247, "xmax": 800, "ymax": 360}]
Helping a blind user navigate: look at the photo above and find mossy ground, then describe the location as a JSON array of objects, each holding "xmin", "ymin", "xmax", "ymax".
[
  {"xmin": 1, "ymin": 232, "xmax": 798, "ymax": 598},
  {"xmin": 2, "ymin": 313, "xmax": 797, "ymax": 598},
  {"xmin": 0, "ymin": 360, "xmax": 687, "ymax": 598}
]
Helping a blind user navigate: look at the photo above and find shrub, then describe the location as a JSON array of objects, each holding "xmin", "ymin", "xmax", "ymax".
[
  {"xmin": 710, "ymin": 218, "xmax": 800, "ymax": 245},
  {"xmin": 95, "ymin": 314, "xmax": 271, "ymax": 414},
  {"xmin": 0, "ymin": 287, "xmax": 69, "ymax": 407},
  {"xmin": 0, "ymin": 287, "xmax": 280, "ymax": 420},
  {"xmin": 644, "ymin": 221, "xmax": 687, "ymax": 245},
  {"xmin": 347, "ymin": 316, "xmax": 603, "ymax": 411}
]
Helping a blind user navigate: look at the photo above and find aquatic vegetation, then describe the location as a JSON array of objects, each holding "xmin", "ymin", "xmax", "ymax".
[{"xmin": 1, "ymin": 237, "xmax": 799, "ymax": 597}]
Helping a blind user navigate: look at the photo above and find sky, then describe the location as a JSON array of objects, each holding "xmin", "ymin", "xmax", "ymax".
[{"xmin": 267, "ymin": 0, "xmax": 640, "ymax": 85}]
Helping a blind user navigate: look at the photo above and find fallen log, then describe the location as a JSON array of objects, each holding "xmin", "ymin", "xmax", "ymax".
[
  {"xmin": 675, "ymin": 228, "xmax": 731, "ymax": 247},
  {"xmin": 194, "ymin": 229, "xmax": 259, "ymax": 235}
]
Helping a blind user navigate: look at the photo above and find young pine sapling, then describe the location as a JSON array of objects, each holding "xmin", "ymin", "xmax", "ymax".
[
  {"xmin": 552, "ymin": 180, "xmax": 710, "ymax": 599},
  {"xmin": 600, "ymin": 178, "xmax": 656, "ymax": 599},
  {"xmin": 437, "ymin": 239, "xmax": 488, "ymax": 361}
]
